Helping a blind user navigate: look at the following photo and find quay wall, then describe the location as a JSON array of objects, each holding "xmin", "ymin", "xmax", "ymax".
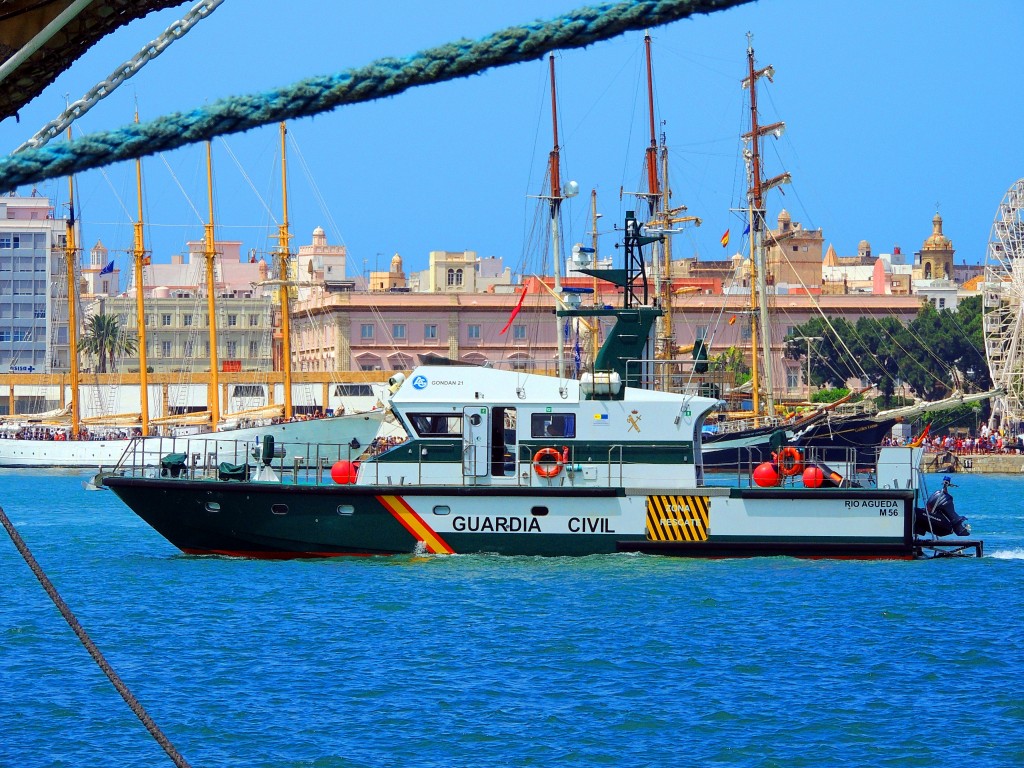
[{"xmin": 922, "ymin": 452, "xmax": 1024, "ymax": 474}]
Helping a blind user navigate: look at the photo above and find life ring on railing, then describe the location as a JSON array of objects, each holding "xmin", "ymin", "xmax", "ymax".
[
  {"xmin": 777, "ymin": 446, "xmax": 804, "ymax": 477},
  {"xmin": 533, "ymin": 447, "xmax": 564, "ymax": 478}
]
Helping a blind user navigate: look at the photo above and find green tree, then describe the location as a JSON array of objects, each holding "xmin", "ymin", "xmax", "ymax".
[
  {"xmin": 80, "ymin": 314, "xmax": 138, "ymax": 373},
  {"xmin": 785, "ymin": 296, "xmax": 992, "ymax": 405},
  {"xmin": 712, "ymin": 345, "xmax": 750, "ymax": 385},
  {"xmin": 783, "ymin": 316, "xmax": 862, "ymax": 389}
]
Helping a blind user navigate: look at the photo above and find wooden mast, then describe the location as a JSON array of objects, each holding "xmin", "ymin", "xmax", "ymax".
[
  {"xmin": 64, "ymin": 128, "xmax": 80, "ymax": 439},
  {"xmin": 278, "ymin": 122, "xmax": 293, "ymax": 419},
  {"xmin": 742, "ymin": 33, "xmax": 789, "ymax": 419},
  {"xmin": 642, "ymin": 31, "xmax": 663, "ymax": 370},
  {"xmin": 132, "ymin": 109, "xmax": 150, "ymax": 436},
  {"xmin": 745, "ymin": 35, "xmax": 765, "ymax": 420},
  {"xmin": 204, "ymin": 140, "xmax": 220, "ymax": 430},
  {"xmin": 643, "ymin": 32, "xmax": 660, "ymax": 209},
  {"xmin": 548, "ymin": 53, "xmax": 566, "ymax": 379},
  {"xmin": 659, "ymin": 140, "xmax": 673, "ymax": 352}
]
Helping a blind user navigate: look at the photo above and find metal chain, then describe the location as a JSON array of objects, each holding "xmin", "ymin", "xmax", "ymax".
[{"xmin": 14, "ymin": 0, "xmax": 225, "ymax": 154}]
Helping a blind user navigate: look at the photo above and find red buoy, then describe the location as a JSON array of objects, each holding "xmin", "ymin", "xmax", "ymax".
[
  {"xmin": 331, "ymin": 460, "xmax": 357, "ymax": 484},
  {"xmin": 753, "ymin": 461, "xmax": 780, "ymax": 487},
  {"xmin": 802, "ymin": 465, "xmax": 824, "ymax": 488}
]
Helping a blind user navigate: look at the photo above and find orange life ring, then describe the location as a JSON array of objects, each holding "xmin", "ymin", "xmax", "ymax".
[
  {"xmin": 777, "ymin": 446, "xmax": 804, "ymax": 477},
  {"xmin": 533, "ymin": 447, "xmax": 564, "ymax": 478}
]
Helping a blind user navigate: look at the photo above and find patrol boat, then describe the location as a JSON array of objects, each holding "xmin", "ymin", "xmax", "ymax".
[{"xmin": 103, "ymin": 214, "xmax": 981, "ymax": 559}]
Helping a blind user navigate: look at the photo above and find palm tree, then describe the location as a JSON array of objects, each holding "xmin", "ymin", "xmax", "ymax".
[{"xmin": 80, "ymin": 313, "xmax": 138, "ymax": 373}]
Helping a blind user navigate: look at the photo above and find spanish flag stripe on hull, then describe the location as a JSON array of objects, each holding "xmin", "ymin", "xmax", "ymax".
[
  {"xmin": 377, "ymin": 495, "xmax": 454, "ymax": 554},
  {"xmin": 645, "ymin": 495, "xmax": 710, "ymax": 542}
]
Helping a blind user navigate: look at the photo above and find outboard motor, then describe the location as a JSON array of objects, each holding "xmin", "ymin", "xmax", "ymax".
[{"xmin": 914, "ymin": 476, "xmax": 970, "ymax": 537}]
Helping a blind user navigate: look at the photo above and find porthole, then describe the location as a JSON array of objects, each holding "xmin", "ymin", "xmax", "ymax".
[
  {"xmin": 205, "ymin": 502, "xmax": 220, "ymax": 513},
  {"xmin": 433, "ymin": 505, "xmax": 451, "ymax": 516},
  {"xmin": 337, "ymin": 505, "xmax": 355, "ymax": 515},
  {"xmin": 271, "ymin": 504, "xmax": 288, "ymax": 515},
  {"xmin": 531, "ymin": 506, "xmax": 549, "ymax": 516}
]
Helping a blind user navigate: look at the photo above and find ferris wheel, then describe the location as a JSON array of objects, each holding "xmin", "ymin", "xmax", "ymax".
[{"xmin": 983, "ymin": 179, "xmax": 1024, "ymax": 427}]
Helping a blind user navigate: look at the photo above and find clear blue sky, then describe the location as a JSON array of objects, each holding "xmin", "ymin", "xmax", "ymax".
[{"xmin": 1, "ymin": 0, "xmax": 1020, "ymax": 280}]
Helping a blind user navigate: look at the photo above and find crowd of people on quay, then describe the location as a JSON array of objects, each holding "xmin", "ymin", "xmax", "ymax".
[
  {"xmin": 0, "ymin": 426, "xmax": 143, "ymax": 441},
  {"xmin": 924, "ymin": 431, "xmax": 1024, "ymax": 455},
  {"xmin": 885, "ymin": 424, "xmax": 1024, "ymax": 455}
]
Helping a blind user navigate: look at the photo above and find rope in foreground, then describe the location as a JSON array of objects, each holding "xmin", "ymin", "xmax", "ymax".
[
  {"xmin": 0, "ymin": 505, "xmax": 192, "ymax": 767},
  {"xmin": 0, "ymin": 0, "xmax": 754, "ymax": 189}
]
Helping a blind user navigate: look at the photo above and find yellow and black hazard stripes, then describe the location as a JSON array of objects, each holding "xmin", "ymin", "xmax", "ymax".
[
  {"xmin": 377, "ymin": 495, "xmax": 455, "ymax": 554},
  {"xmin": 645, "ymin": 495, "xmax": 710, "ymax": 542}
]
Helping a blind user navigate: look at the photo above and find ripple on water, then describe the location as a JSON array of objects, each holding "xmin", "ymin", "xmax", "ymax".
[{"xmin": 1, "ymin": 471, "xmax": 1023, "ymax": 767}]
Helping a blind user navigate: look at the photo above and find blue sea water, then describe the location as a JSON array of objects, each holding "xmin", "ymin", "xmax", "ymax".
[{"xmin": 1, "ymin": 470, "xmax": 1023, "ymax": 768}]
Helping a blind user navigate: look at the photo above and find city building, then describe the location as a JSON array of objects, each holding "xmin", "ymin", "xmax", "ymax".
[
  {"xmin": 410, "ymin": 249, "xmax": 513, "ymax": 293},
  {"xmin": 97, "ymin": 239, "xmax": 274, "ymax": 374},
  {"xmin": 0, "ymin": 199, "xmax": 988, "ymax": 409},
  {"xmin": 0, "ymin": 192, "xmax": 73, "ymax": 374},
  {"xmin": 764, "ymin": 209, "xmax": 824, "ymax": 294}
]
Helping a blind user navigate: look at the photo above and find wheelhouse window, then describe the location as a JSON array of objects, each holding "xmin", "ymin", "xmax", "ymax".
[
  {"xmin": 407, "ymin": 412, "xmax": 463, "ymax": 437},
  {"xmin": 531, "ymin": 413, "xmax": 576, "ymax": 439},
  {"xmin": 334, "ymin": 383, "xmax": 374, "ymax": 397}
]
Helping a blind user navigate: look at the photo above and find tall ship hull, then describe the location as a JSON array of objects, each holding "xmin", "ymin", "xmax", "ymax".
[
  {"xmin": 700, "ymin": 415, "xmax": 899, "ymax": 471},
  {"xmin": 0, "ymin": 410, "xmax": 386, "ymax": 468}
]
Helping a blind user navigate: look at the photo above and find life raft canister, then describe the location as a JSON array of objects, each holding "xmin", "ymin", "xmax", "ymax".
[
  {"xmin": 532, "ymin": 447, "xmax": 564, "ymax": 478},
  {"xmin": 777, "ymin": 446, "xmax": 804, "ymax": 477}
]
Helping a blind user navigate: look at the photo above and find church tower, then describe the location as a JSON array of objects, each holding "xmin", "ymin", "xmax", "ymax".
[{"xmin": 917, "ymin": 213, "xmax": 954, "ymax": 281}]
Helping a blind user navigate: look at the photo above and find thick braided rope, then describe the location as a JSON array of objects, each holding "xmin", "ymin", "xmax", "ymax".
[{"xmin": 0, "ymin": 0, "xmax": 753, "ymax": 189}]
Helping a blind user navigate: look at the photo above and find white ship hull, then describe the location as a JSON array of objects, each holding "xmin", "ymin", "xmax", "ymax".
[{"xmin": 0, "ymin": 411, "xmax": 387, "ymax": 469}]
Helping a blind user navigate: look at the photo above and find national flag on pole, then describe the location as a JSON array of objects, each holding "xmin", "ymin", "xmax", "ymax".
[
  {"xmin": 99, "ymin": 259, "xmax": 114, "ymax": 275},
  {"xmin": 720, "ymin": 229, "xmax": 730, "ymax": 248},
  {"xmin": 909, "ymin": 423, "xmax": 931, "ymax": 448},
  {"xmin": 142, "ymin": 255, "xmax": 151, "ymax": 266},
  {"xmin": 728, "ymin": 315, "xmax": 737, "ymax": 325},
  {"xmin": 499, "ymin": 287, "xmax": 528, "ymax": 334},
  {"xmin": 742, "ymin": 222, "xmax": 750, "ymax": 236}
]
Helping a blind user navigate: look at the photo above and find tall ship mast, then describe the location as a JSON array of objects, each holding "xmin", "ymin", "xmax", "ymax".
[
  {"xmin": 547, "ymin": 53, "xmax": 567, "ymax": 379},
  {"xmin": 132, "ymin": 109, "xmax": 150, "ymax": 437},
  {"xmin": 741, "ymin": 32, "xmax": 789, "ymax": 418},
  {"xmin": 203, "ymin": 140, "xmax": 220, "ymax": 430},
  {"xmin": 63, "ymin": 128, "xmax": 80, "ymax": 440},
  {"xmin": 632, "ymin": 32, "xmax": 701, "ymax": 366},
  {"xmin": 642, "ymin": 30, "xmax": 662, "ymax": 322},
  {"xmin": 277, "ymin": 122, "xmax": 293, "ymax": 420}
]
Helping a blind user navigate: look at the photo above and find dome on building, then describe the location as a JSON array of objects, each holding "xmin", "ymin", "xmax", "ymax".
[
  {"xmin": 777, "ymin": 209, "xmax": 791, "ymax": 226},
  {"xmin": 390, "ymin": 252, "xmax": 403, "ymax": 273},
  {"xmin": 311, "ymin": 226, "xmax": 327, "ymax": 247},
  {"xmin": 923, "ymin": 213, "xmax": 952, "ymax": 249}
]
